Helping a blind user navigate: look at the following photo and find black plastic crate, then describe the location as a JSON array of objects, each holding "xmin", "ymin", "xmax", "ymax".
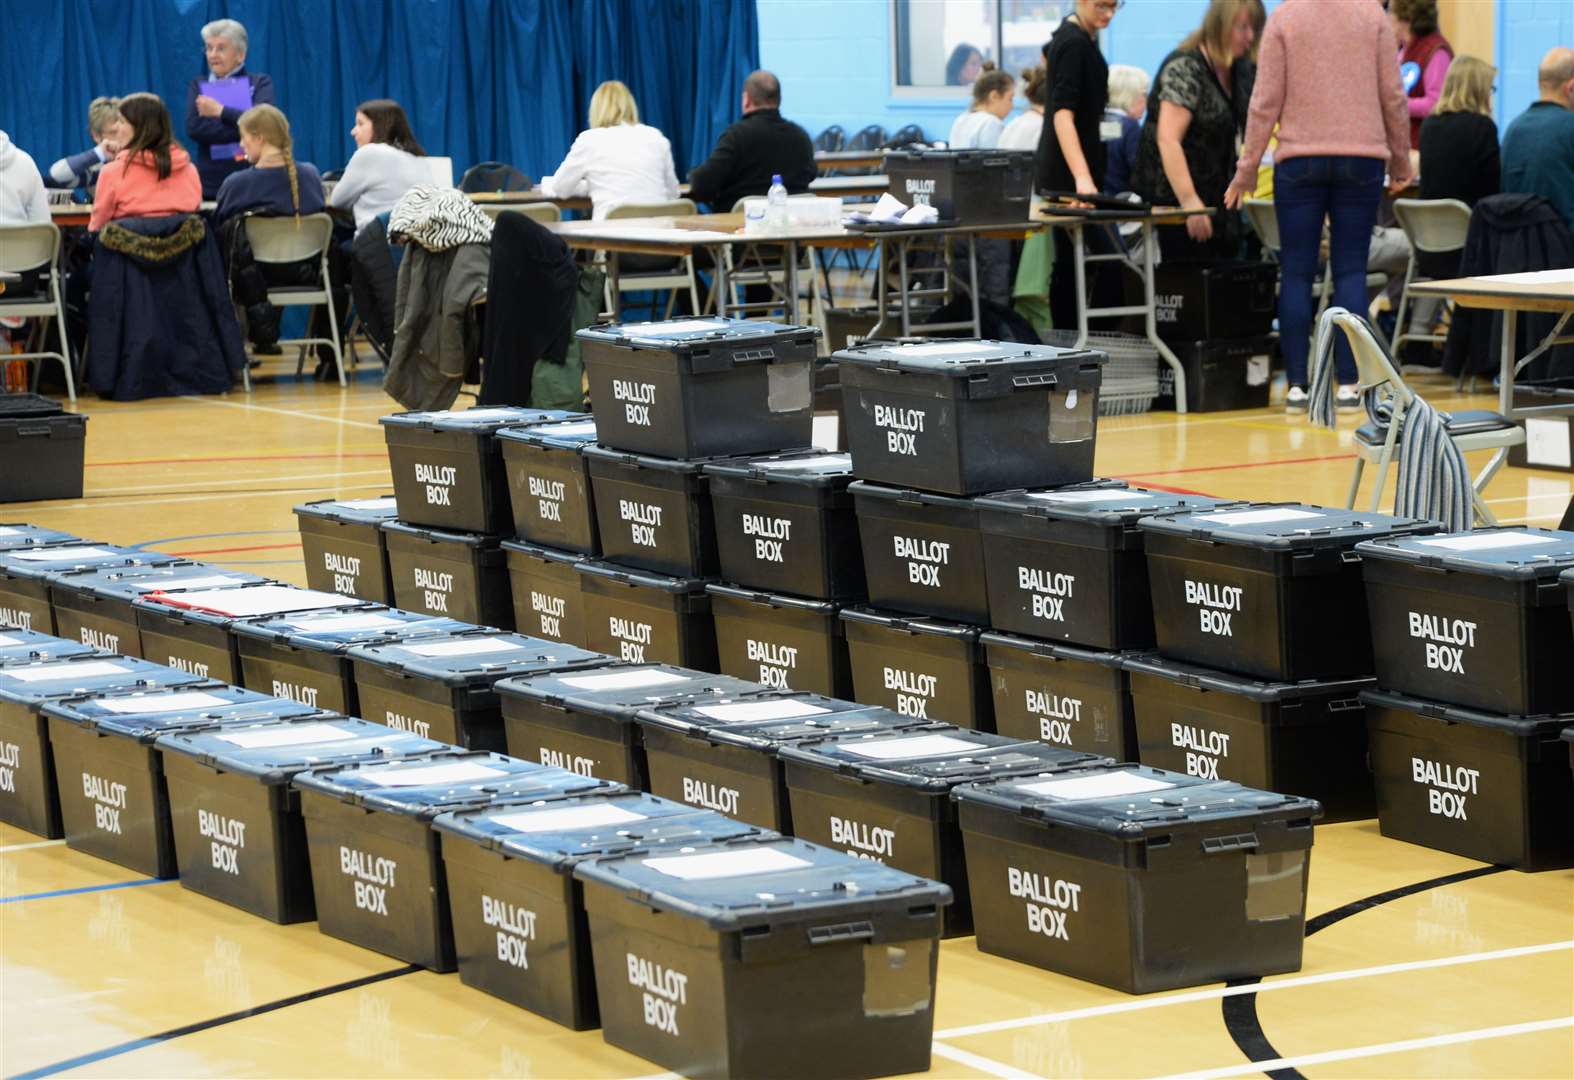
[
  {"xmin": 781, "ymin": 725, "xmax": 1104, "ymax": 936},
  {"xmin": 502, "ymin": 540, "xmax": 587, "ymax": 647},
  {"xmin": 432, "ymin": 792, "xmax": 764, "ymax": 1029},
  {"xmin": 575, "ymin": 560, "xmax": 718, "ymax": 670},
  {"xmin": 157, "ymin": 714, "xmax": 447, "ymax": 923},
  {"xmin": 496, "ymin": 664, "xmax": 758, "ymax": 788},
  {"xmin": 1, "ymin": 542, "xmax": 178, "ymax": 635},
  {"xmin": 583, "ymin": 445, "xmax": 720, "ymax": 578},
  {"xmin": 954, "ymin": 764, "xmax": 1318, "ymax": 992},
  {"xmin": 294, "ymin": 752, "xmax": 619, "ymax": 971},
  {"xmin": 982, "ymin": 631, "xmax": 1137, "ymax": 760},
  {"xmin": 848, "ymin": 481, "xmax": 987, "ymax": 625},
  {"xmin": 0, "ymin": 627, "xmax": 98, "ymax": 666},
  {"xmin": 578, "ymin": 317, "xmax": 819, "ymax": 458},
  {"xmin": 1357, "ymin": 528, "xmax": 1574, "ymax": 716},
  {"xmin": 294, "ymin": 495, "xmax": 400, "ymax": 604},
  {"xmin": 48, "ymin": 561, "xmax": 268, "ymax": 659},
  {"xmin": 575, "ymin": 836, "xmax": 949, "ymax": 1079},
  {"xmin": 841, "ymin": 608, "xmax": 993, "ymax": 730},
  {"xmin": 232, "ymin": 607, "xmax": 470, "ymax": 715},
  {"xmin": 381, "ymin": 520, "xmax": 513, "ymax": 628},
  {"xmin": 496, "ymin": 418, "xmax": 601, "ymax": 553},
  {"xmin": 349, "ymin": 630, "xmax": 609, "ymax": 750},
  {"xmin": 703, "ymin": 448, "xmax": 864, "ymax": 600},
  {"xmin": 382, "ymin": 406, "xmax": 577, "ymax": 534},
  {"xmin": 1140, "ymin": 504, "xmax": 1438, "ymax": 681},
  {"xmin": 0, "ymin": 523, "xmax": 79, "ymax": 551},
  {"xmin": 885, "ymin": 149, "xmax": 1033, "ymax": 225},
  {"xmin": 636, "ymin": 693, "xmax": 909, "ymax": 831},
  {"xmin": 1125, "ymin": 653, "xmax": 1375, "ymax": 822},
  {"xmin": 707, "ymin": 585, "xmax": 852, "ymax": 698},
  {"xmin": 977, "ymin": 483, "xmax": 1238, "ymax": 650},
  {"xmin": 1154, "ymin": 336, "xmax": 1277, "ymax": 413},
  {"xmin": 0, "ymin": 407, "xmax": 87, "ymax": 503},
  {"xmin": 0, "ymin": 654, "xmax": 208, "ymax": 838},
  {"xmin": 1508, "ymin": 382, "xmax": 1574, "ymax": 471},
  {"xmin": 835, "ymin": 340, "xmax": 1104, "ymax": 496},
  {"xmin": 1152, "ymin": 261, "xmax": 1278, "ymax": 342},
  {"xmin": 133, "ymin": 584, "xmax": 365, "ymax": 685},
  {"xmin": 41, "ymin": 685, "xmax": 315, "ymax": 878}
]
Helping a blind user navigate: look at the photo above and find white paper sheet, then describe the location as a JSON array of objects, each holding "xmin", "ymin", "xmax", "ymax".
[
  {"xmin": 1416, "ymin": 531, "xmax": 1562, "ymax": 552},
  {"xmin": 839, "ymin": 733, "xmax": 980, "ymax": 760},
  {"xmin": 152, "ymin": 575, "xmax": 255, "ymax": 592},
  {"xmin": 3, "ymin": 660, "xmax": 135, "ymax": 683},
  {"xmin": 491, "ymin": 803, "xmax": 648, "ymax": 833},
  {"xmin": 750, "ymin": 453, "xmax": 850, "ymax": 472},
  {"xmin": 403, "ymin": 637, "xmax": 524, "ymax": 658},
  {"xmin": 218, "ymin": 723, "xmax": 359, "ymax": 749},
  {"xmin": 153, "ymin": 585, "xmax": 359, "ymax": 618},
  {"xmin": 94, "ymin": 690, "xmax": 233, "ymax": 715},
  {"xmin": 1027, "ymin": 489, "xmax": 1155, "ymax": 504},
  {"xmin": 6, "ymin": 545, "xmax": 120, "ymax": 562},
  {"xmin": 643, "ymin": 847, "xmax": 812, "ymax": 880},
  {"xmin": 1193, "ymin": 508, "xmax": 1322, "ymax": 526},
  {"xmin": 1477, "ymin": 269, "xmax": 1574, "ymax": 286},
  {"xmin": 1017, "ymin": 770, "xmax": 1176, "ymax": 800},
  {"xmin": 334, "ymin": 497, "xmax": 399, "ymax": 511},
  {"xmin": 557, "ymin": 668, "xmax": 691, "ymax": 692},
  {"xmin": 692, "ymin": 699, "xmax": 830, "ymax": 724},
  {"xmin": 359, "ymin": 761, "xmax": 507, "ymax": 787}
]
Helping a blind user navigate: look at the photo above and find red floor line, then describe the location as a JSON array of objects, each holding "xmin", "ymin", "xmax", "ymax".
[
  {"xmin": 164, "ymin": 542, "xmax": 304, "ymax": 556},
  {"xmin": 87, "ymin": 453, "xmax": 389, "ymax": 468},
  {"xmin": 1115, "ymin": 451, "xmax": 1356, "ymax": 479}
]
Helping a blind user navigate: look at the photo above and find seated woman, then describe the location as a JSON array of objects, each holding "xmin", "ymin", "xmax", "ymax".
[
  {"xmin": 327, "ymin": 99, "xmax": 430, "ymax": 233},
  {"xmin": 88, "ymin": 93, "xmax": 202, "ymax": 232},
  {"xmin": 1419, "ymin": 55, "xmax": 1500, "ymax": 208},
  {"xmin": 543, "ymin": 80, "xmax": 679, "ymax": 219},
  {"xmin": 1000, "ymin": 65, "xmax": 1047, "ymax": 152},
  {"xmin": 949, "ymin": 64, "xmax": 1015, "ymax": 150},
  {"xmin": 47, "ymin": 97, "xmax": 122, "ymax": 192}
]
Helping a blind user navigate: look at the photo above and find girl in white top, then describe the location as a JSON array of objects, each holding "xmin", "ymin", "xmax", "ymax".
[
  {"xmin": 328, "ymin": 98, "xmax": 432, "ymax": 232},
  {"xmin": 999, "ymin": 65, "xmax": 1047, "ymax": 151},
  {"xmin": 544, "ymin": 81, "xmax": 679, "ymax": 220},
  {"xmin": 948, "ymin": 65, "xmax": 1016, "ymax": 150}
]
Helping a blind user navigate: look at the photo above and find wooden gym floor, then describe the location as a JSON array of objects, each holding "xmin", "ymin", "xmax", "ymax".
[{"xmin": 3, "ymin": 366, "xmax": 1572, "ymax": 1079}]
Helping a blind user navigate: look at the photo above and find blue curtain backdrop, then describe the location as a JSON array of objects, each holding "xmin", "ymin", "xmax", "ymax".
[{"xmin": 0, "ymin": 0, "xmax": 759, "ymax": 183}]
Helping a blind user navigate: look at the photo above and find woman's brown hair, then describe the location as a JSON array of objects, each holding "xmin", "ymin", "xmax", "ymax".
[
  {"xmin": 1180, "ymin": 0, "xmax": 1267, "ymax": 62},
  {"xmin": 1391, "ymin": 0, "xmax": 1440, "ymax": 38},
  {"xmin": 1020, "ymin": 65, "xmax": 1049, "ymax": 107},
  {"xmin": 118, "ymin": 92, "xmax": 176, "ymax": 180},
  {"xmin": 971, "ymin": 62, "xmax": 1015, "ymax": 107},
  {"xmin": 239, "ymin": 104, "xmax": 303, "ymax": 218},
  {"xmin": 355, "ymin": 99, "xmax": 426, "ymax": 156}
]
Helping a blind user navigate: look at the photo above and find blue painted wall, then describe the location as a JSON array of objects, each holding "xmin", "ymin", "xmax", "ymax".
[{"xmin": 1497, "ymin": 1, "xmax": 1574, "ymax": 129}]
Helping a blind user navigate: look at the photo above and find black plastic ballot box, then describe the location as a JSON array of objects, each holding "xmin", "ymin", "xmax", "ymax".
[
  {"xmin": 157, "ymin": 715, "xmax": 446, "ymax": 923},
  {"xmin": 294, "ymin": 752, "xmax": 619, "ymax": 971},
  {"xmin": 850, "ymin": 482, "xmax": 989, "ymax": 625},
  {"xmin": 294, "ymin": 495, "xmax": 401, "ymax": 604},
  {"xmin": 884, "ymin": 149, "xmax": 1033, "ymax": 225},
  {"xmin": 42, "ymin": 685, "xmax": 317, "ymax": 878},
  {"xmin": 1154, "ymin": 336, "xmax": 1276, "ymax": 413},
  {"xmin": 577, "ymin": 317, "xmax": 819, "ymax": 459},
  {"xmin": 380, "ymin": 520, "xmax": 513, "ymax": 628},
  {"xmin": 575, "ymin": 560, "xmax": 718, "ymax": 671},
  {"xmin": 497, "ymin": 664, "xmax": 758, "ymax": 788},
  {"xmin": 134, "ymin": 584, "xmax": 365, "ymax": 684},
  {"xmin": 349, "ymin": 631, "xmax": 609, "ymax": 750},
  {"xmin": 841, "ymin": 608, "xmax": 993, "ymax": 730},
  {"xmin": 497, "ymin": 418, "xmax": 602, "ymax": 554},
  {"xmin": 704, "ymin": 449, "xmax": 864, "ymax": 600},
  {"xmin": 0, "ymin": 655, "xmax": 208, "ymax": 838},
  {"xmin": 0, "ymin": 394, "xmax": 86, "ymax": 503},
  {"xmin": 583, "ymin": 446, "xmax": 722, "ymax": 578},
  {"xmin": 382, "ymin": 406, "xmax": 578, "ymax": 534},
  {"xmin": 835, "ymin": 339, "xmax": 1104, "ymax": 496},
  {"xmin": 1, "ymin": 542, "xmax": 179, "ymax": 635},
  {"xmin": 1124, "ymin": 653, "xmax": 1376, "ymax": 822},
  {"xmin": 953, "ymin": 764, "xmax": 1319, "ymax": 992},
  {"xmin": 0, "ymin": 523, "xmax": 80, "ymax": 551},
  {"xmin": 780, "ymin": 726, "xmax": 1104, "ymax": 935},
  {"xmin": 1139, "ymin": 504, "xmax": 1437, "ymax": 681},
  {"xmin": 432, "ymin": 792, "xmax": 765, "ymax": 1029},
  {"xmin": 503, "ymin": 541, "xmax": 588, "ymax": 647},
  {"xmin": 49, "ymin": 562, "xmax": 268, "ymax": 659},
  {"xmin": 1151, "ymin": 261, "xmax": 1278, "ymax": 341},
  {"xmin": 976, "ymin": 483, "xmax": 1237, "ymax": 649},
  {"xmin": 0, "ymin": 628, "xmax": 99, "ymax": 666},
  {"xmin": 574, "ymin": 836, "xmax": 950, "ymax": 1080},
  {"xmin": 232, "ymin": 607, "xmax": 471, "ymax": 715},
  {"xmin": 1362, "ymin": 688, "xmax": 1574, "ymax": 870},
  {"xmin": 1356, "ymin": 528, "xmax": 1574, "ymax": 716},
  {"xmin": 706, "ymin": 585, "xmax": 852, "ymax": 698},
  {"xmin": 982, "ymin": 632, "xmax": 1138, "ymax": 760},
  {"xmin": 635, "ymin": 694, "xmax": 911, "ymax": 832}
]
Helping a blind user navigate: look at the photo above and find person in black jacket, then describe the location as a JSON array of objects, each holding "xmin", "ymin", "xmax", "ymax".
[
  {"xmin": 686, "ymin": 71, "xmax": 815, "ymax": 213},
  {"xmin": 1419, "ymin": 55, "xmax": 1500, "ymax": 208},
  {"xmin": 184, "ymin": 18, "xmax": 276, "ymax": 199}
]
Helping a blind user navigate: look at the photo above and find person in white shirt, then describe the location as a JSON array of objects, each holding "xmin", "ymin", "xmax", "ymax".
[
  {"xmin": 948, "ymin": 65, "xmax": 1016, "ymax": 150},
  {"xmin": 328, "ymin": 99, "xmax": 432, "ymax": 233},
  {"xmin": 543, "ymin": 81, "xmax": 680, "ymax": 220},
  {"xmin": 1000, "ymin": 66, "xmax": 1047, "ymax": 151},
  {"xmin": 0, "ymin": 131, "xmax": 49, "ymax": 224}
]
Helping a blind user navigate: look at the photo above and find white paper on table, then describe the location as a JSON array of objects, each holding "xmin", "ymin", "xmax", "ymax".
[
  {"xmin": 359, "ymin": 761, "xmax": 508, "ymax": 787},
  {"xmin": 1477, "ymin": 269, "xmax": 1574, "ymax": 286},
  {"xmin": 219, "ymin": 723, "xmax": 359, "ymax": 749},
  {"xmin": 692, "ymin": 699, "xmax": 830, "ymax": 724},
  {"xmin": 6, "ymin": 545, "xmax": 120, "ymax": 562},
  {"xmin": 900, "ymin": 203, "xmax": 939, "ymax": 225},
  {"xmin": 1416, "ymin": 531, "xmax": 1563, "ymax": 552},
  {"xmin": 1524, "ymin": 417, "xmax": 1572, "ymax": 469},
  {"xmin": 402, "ymin": 637, "xmax": 524, "ymax": 658},
  {"xmin": 1017, "ymin": 770, "xmax": 1177, "ymax": 800},
  {"xmin": 557, "ymin": 668, "xmax": 691, "ymax": 692},
  {"xmin": 334, "ymin": 497, "xmax": 399, "ymax": 512},
  {"xmin": 1193, "ymin": 508, "xmax": 1322, "ymax": 526},
  {"xmin": 839, "ymin": 733, "xmax": 980, "ymax": 760},
  {"xmin": 3, "ymin": 660, "xmax": 136, "ymax": 682},
  {"xmin": 157, "ymin": 585, "xmax": 359, "ymax": 618},
  {"xmin": 643, "ymin": 847, "xmax": 812, "ymax": 880},
  {"xmin": 491, "ymin": 803, "xmax": 648, "ymax": 833},
  {"xmin": 869, "ymin": 192, "xmax": 909, "ymax": 223},
  {"xmin": 94, "ymin": 690, "xmax": 234, "ymax": 715}
]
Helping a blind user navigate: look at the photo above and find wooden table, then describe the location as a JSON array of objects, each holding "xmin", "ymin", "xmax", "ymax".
[
  {"xmin": 474, "ymin": 174, "xmax": 890, "ymax": 215},
  {"xmin": 815, "ymin": 149, "xmax": 886, "ymax": 172},
  {"xmin": 50, "ymin": 201, "xmax": 218, "ymax": 228}
]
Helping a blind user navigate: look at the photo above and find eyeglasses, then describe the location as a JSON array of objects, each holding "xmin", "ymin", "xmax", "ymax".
[{"xmin": 1092, "ymin": 0, "xmax": 1125, "ymax": 13}]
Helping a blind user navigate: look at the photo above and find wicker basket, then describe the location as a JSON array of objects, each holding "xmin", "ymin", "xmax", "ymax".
[{"xmin": 1043, "ymin": 330, "xmax": 1160, "ymax": 416}]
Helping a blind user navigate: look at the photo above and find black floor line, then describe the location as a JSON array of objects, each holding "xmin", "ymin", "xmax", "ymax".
[{"xmin": 1219, "ymin": 863, "xmax": 1509, "ymax": 1080}]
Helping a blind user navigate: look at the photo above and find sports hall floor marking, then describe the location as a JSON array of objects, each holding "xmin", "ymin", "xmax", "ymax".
[
  {"xmin": 130, "ymin": 529, "xmax": 299, "ymax": 549},
  {"xmin": 49, "ymin": 480, "xmax": 388, "ymax": 513},
  {"xmin": 0, "ymin": 839, "xmax": 64, "ymax": 853},
  {"xmin": 928, "ymin": 1041, "xmax": 1040, "ymax": 1078},
  {"xmin": 162, "ymin": 542, "xmax": 302, "ymax": 557},
  {"xmin": 88, "ymin": 452, "xmax": 390, "ymax": 468},
  {"xmin": 186, "ymin": 396, "xmax": 383, "ymax": 430},
  {"xmin": 88, "ymin": 467, "xmax": 391, "ymax": 497},
  {"xmin": 0, "ymin": 878, "xmax": 171, "ymax": 905}
]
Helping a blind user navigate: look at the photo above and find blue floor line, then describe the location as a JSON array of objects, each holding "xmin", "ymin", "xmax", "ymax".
[{"xmin": 0, "ymin": 877, "xmax": 170, "ymax": 904}]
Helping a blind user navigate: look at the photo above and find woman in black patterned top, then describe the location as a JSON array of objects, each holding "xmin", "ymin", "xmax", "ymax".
[{"xmin": 1134, "ymin": 0, "xmax": 1265, "ymax": 263}]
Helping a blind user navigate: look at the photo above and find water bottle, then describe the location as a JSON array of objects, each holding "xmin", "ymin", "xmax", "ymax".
[{"xmin": 766, "ymin": 174, "xmax": 789, "ymax": 234}]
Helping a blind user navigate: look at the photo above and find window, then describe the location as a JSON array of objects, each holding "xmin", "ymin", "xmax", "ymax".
[{"xmin": 892, "ymin": 0, "xmax": 1068, "ymax": 95}]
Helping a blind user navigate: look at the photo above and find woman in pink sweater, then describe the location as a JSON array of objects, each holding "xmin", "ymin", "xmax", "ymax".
[
  {"xmin": 88, "ymin": 94, "xmax": 202, "ymax": 232},
  {"xmin": 1224, "ymin": 0, "xmax": 1412, "ymax": 408}
]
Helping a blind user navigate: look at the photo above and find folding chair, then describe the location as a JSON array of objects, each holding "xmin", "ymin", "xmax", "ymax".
[
  {"xmin": 1321, "ymin": 308, "xmax": 1523, "ymax": 525},
  {"xmin": 813, "ymin": 125, "xmax": 845, "ymax": 153},
  {"xmin": 1389, "ymin": 197, "xmax": 1470, "ymax": 354},
  {"xmin": 604, "ymin": 199, "xmax": 702, "ymax": 320},
  {"xmin": 0, "ymin": 223, "xmax": 74, "ymax": 402},
  {"xmin": 883, "ymin": 123, "xmax": 927, "ymax": 149},
  {"xmin": 460, "ymin": 162, "xmax": 532, "ymax": 193},
  {"xmin": 243, "ymin": 213, "xmax": 344, "ymax": 388}
]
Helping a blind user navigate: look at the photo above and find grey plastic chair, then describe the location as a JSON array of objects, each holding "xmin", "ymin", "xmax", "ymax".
[
  {"xmin": 0, "ymin": 223, "xmax": 74, "ymax": 401},
  {"xmin": 244, "ymin": 213, "xmax": 344, "ymax": 388},
  {"xmin": 1390, "ymin": 197, "xmax": 1471, "ymax": 353},
  {"xmin": 1244, "ymin": 198, "xmax": 1387, "ymax": 319}
]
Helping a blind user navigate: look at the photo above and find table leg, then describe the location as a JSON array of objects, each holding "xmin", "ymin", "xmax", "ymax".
[
  {"xmin": 1142, "ymin": 221, "xmax": 1188, "ymax": 414},
  {"xmin": 869, "ymin": 238, "xmax": 892, "ymax": 338},
  {"xmin": 785, "ymin": 239, "xmax": 801, "ymax": 325},
  {"xmin": 967, "ymin": 235, "xmax": 981, "ymax": 337},
  {"xmin": 1072, "ymin": 224, "xmax": 1089, "ymax": 347},
  {"xmin": 608, "ymin": 252, "xmax": 621, "ymax": 320},
  {"xmin": 1501, "ymin": 307, "xmax": 1516, "ymax": 417},
  {"xmin": 899, "ymin": 239, "xmax": 912, "ymax": 337},
  {"xmin": 713, "ymin": 244, "xmax": 731, "ymax": 318}
]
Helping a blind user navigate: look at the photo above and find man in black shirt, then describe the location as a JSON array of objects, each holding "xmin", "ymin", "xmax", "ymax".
[{"xmin": 687, "ymin": 70, "xmax": 816, "ymax": 213}]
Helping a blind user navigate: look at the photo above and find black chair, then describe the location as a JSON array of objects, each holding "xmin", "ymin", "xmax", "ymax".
[
  {"xmin": 813, "ymin": 125, "xmax": 846, "ymax": 153},
  {"xmin": 459, "ymin": 162, "xmax": 532, "ymax": 194},
  {"xmin": 883, "ymin": 124, "xmax": 927, "ymax": 150}
]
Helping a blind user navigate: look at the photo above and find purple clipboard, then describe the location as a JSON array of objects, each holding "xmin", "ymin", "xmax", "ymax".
[{"xmin": 199, "ymin": 76, "xmax": 253, "ymax": 161}]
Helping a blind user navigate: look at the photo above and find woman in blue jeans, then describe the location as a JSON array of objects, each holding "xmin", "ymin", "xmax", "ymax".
[{"xmin": 1224, "ymin": 0, "xmax": 1412, "ymax": 409}]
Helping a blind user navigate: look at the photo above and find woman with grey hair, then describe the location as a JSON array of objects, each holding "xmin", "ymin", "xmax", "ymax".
[{"xmin": 184, "ymin": 17, "xmax": 275, "ymax": 198}]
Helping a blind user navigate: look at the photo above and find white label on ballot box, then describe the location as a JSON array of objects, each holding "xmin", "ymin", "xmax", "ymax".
[
  {"xmin": 1523, "ymin": 418, "xmax": 1571, "ymax": 469},
  {"xmin": 543, "ymin": 420, "xmax": 597, "ymax": 438},
  {"xmin": 750, "ymin": 453, "xmax": 850, "ymax": 472},
  {"xmin": 693, "ymin": 699, "xmax": 830, "ymax": 724},
  {"xmin": 283, "ymin": 612, "xmax": 407, "ymax": 633},
  {"xmin": 557, "ymin": 668, "xmax": 691, "ymax": 692},
  {"xmin": 1193, "ymin": 508, "xmax": 1321, "ymax": 526},
  {"xmin": 152, "ymin": 575, "xmax": 254, "ymax": 592},
  {"xmin": 619, "ymin": 318, "xmax": 733, "ymax": 336},
  {"xmin": 1019, "ymin": 770, "xmax": 1177, "ymax": 800},
  {"xmin": 403, "ymin": 637, "xmax": 523, "ymax": 658},
  {"xmin": 434, "ymin": 407, "xmax": 535, "ymax": 422},
  {"xmin": 1416, "ymin": 531, "xmax": 1563, "ymax": 552},
  {"xmin": 840, "ymin": 733, "xmax": 980, "ymax": 760},
  {"xmin": 892, "ymin": 342, "xmax": 994, "ymax": 358},
  {"xmin": 7, "ymin": 545, "xmax": 120, "ymax": 562},
  {"xmin": 0, "ymin": 527, "xmax": 20, "ymax": 536},
  {"xmin": 164, "ymin": 586, "xmax": 358, "ymax": 618},
  {"xmin": 335, "ymin": 497, "xmax": 399, "ymax": 512},
  {"xmin": 3, "ymin": 660, "xmax": 135, "ymax": 682},
  {"xmin": 643, "ymin": 846, "xmax": 812, "ymax": 880},
  {"xmin": 1028, "ymin": 489, "xmax": 1157, "ymax": 504},
  {"xmin": 359, "ymin": 760, "xmax": 508, "ymax": 787},
  {"xmin": 218, "ymin": 723, "xmax": 359, "ymax": 749},
  {"xmin": 490, "ymin": 802, "xmax": 648, "ymax": 833},
  {"xmin": 94, "ymin": 690, "xmax": 233, "ymax": 715},
  {"xmin": 0, "ymin": 633, "xmax": 22, "ymax": 646}
]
